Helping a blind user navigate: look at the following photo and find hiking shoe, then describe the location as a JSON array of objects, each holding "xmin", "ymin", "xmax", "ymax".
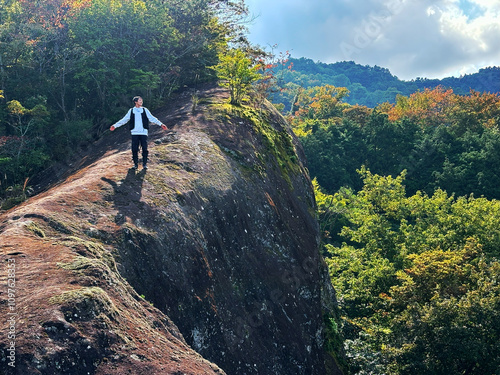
[
  {"xmin": 133, "ymin": 163, "xmax": 139, "ymax": 169},
  {"xmin": 143, "ymin": 163, "xmax": 148, "ymax": 170}
]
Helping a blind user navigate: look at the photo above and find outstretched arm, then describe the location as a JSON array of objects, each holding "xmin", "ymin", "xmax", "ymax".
[
  {"xmin": 144, "ymin": 108, "xmax": 167, "ymax": 130},
  {"xmin": 110, "ymin": 109, "xmax": 132, "ymax": 131}
]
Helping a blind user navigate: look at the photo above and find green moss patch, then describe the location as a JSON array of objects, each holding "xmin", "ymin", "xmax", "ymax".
[
  {"xmin": 62, "ymin": 236, "xmax": 115, "ymax": 268},
  {"xmin": 49, "ymin": 286, "xmax": 119, "ymax": 322},
  {"xmin": 209, "ymin": 102, "xmax": 301, "ymax": 185},
  {"xmin": 25, "ymin": 220, "xmax": 46, "ymax": 238}
]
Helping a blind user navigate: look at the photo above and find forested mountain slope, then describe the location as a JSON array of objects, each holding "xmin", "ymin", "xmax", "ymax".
[{"xmin": 288, "ymin": 84, "xmax": 500, "ymax": 200}]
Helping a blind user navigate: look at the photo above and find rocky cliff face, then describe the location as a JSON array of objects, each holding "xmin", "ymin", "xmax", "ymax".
[{"xmin": 0, "ymin": 85, "xmax": 343, "ymax": 374}]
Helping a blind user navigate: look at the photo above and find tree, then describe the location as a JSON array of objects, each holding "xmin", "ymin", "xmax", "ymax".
[
  {"xmin": 387, "ymin": 239, "xmax": 500, "ymax": 374},
  {"xmin": 6, "ymin": 99, "xmax": 48, "ymax": 158},
  {"xmin": 211, "ymin": 48, "xmax": 260, "ymax": 105},
  {"xmin": 293, "ymin": 84, "xmax": 349, "ymax": 122},
  {"xmin": 386, "ymin": 87, "xmax": 455, "ymax": 126},
  {"xmin": 300, "ymin": 120, "xmax": 367, "ymax": 193},
  {"xmin": 1, "ymin": 99, "xmax": 49, "ymax": 204},
  {"xmin": 129, "ymin": 69, "xmax": 161, "ymax": 104}
]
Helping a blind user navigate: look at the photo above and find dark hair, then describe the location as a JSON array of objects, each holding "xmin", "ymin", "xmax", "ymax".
[{"xmin": 133, "ymin": 96, "xmax": 142, "ymax": 103}]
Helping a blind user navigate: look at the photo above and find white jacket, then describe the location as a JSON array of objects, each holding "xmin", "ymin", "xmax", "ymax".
[{"xmin": 113, "ymin": 107, "xmax": 162, "ymax": 135}]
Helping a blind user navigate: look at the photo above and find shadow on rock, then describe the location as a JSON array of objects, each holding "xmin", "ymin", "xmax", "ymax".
[{"xmin": 101, "ymin": 168, "xmax": 150, "ymax": 226}]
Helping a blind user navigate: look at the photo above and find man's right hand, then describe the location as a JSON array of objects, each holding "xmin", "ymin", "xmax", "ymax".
[{"xmin": 110, "ymin": 125, "xmax": 116, "ymax": 131}]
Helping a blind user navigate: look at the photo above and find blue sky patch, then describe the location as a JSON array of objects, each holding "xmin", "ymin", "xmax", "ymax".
[{"xmin": 459, "ymin": 0, "xmax": 485, "ymax": 20}]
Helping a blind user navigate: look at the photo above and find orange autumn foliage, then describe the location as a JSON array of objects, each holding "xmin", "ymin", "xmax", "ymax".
[
  {"xmin": 19, "ymin": 0, "xmax": 91, "ymax": 29},
  {"xmin": 387, "ymin": 86, "xmax": 455, "ymax": 124},
  {"xmin": 383, "ymin": 86, "xmax": 500, "ymax": 131}
]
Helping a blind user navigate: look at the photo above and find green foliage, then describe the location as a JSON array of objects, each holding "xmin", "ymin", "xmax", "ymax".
[
  {"xmin": 0, "ymin": 98, "xmax": 50, "ymax": 203},
  {"xmin": 323, "ymin": 313, "xmax": 349, "ymax": 374},
  {"xmin": 0, "ymin": 177, "xmax": 34, "ymax": 210},
  {"xmin": 297, "ymin": 115, "xmax": 368, "ymax": 193},
  {"xmin": 129, "ymin": 69, "xmax": 161, "ymax": 105},
  {"xmin": 301, "ymin": 84, "xmax": 500, "ymax": 373},
  {"xmin": 6, "ymin": 100, "xmax": 49, "ymax": 136},
  {"xmin": 324, "ymin": 168, "xmax": 500, "ymax": 374},
  {"xmin": 211, "ymin": 49, "xmax": 261, "ymax": 105},
  {"xmin": 313, "ymin": 178, "xmax": 351, "ymax": 248},
  {"xmin": 66, "ymin": 0, "xmax": 180, "ymax": 118},
  {"xmin": 386, "ymin": 238, "xmax": 500, "ymax": 375}
]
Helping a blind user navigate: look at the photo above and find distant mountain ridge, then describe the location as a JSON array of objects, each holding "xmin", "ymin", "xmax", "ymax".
[{"xmin": 273, "ymin": 57, "xmax": 500, "ymax": 108}]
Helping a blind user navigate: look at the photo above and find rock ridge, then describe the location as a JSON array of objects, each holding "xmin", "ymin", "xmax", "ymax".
[{"xmin": 0, "ymin": 85, "xmax": 342, "ymax": 374}]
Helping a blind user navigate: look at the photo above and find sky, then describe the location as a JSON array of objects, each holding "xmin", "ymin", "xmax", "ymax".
[{"xmin": 244, "ymin": 0, "xmax": 500, "ymax": 80}]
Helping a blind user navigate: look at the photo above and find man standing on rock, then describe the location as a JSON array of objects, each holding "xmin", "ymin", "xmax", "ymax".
[{"xmin": 110, "ymin": 96, "xmax": 167, "ymax": 170}]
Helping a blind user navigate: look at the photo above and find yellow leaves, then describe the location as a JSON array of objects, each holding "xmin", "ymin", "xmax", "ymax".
[
  {"xmin": 485, "ymin": 117, "xmax": 497, "ymax": 128},
  {"xmin": 391, "ymin": 237, "xmax": 485, "ymax": 306},
  {"xmin": 63, "ymin": 0, "xmax": 92, "ymax": 15},
  {"xmin": 357, "ymin": 166, "xmax": 407, "ymax": 217},
  {"xmin": 109, "ymin": 0, "xmax": 124, "ymax": 12},
  {"xmin": 7, "ymin": 100, "xmax": 49, "ymax": 118},
  {"xmin": 6, "ymin": 100, "xmax": 26, "ymax": 116},
  {"xmin": 342, "ymin": 104, "xmax": 372, "ymax": 127},
  {"xmin": 131, "ymin": 0, "xmax": 147, "ymax": 14}
]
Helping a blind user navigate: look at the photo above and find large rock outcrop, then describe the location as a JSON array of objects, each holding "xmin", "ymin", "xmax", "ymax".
[{"xmin": 0, "ymin": 86, "xmax": 343, "ymax": 374}]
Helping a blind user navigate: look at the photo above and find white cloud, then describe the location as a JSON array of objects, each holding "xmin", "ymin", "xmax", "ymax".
[{"xmin": 245, "ymin": 0, "xmax": 500, "ymax": 80}]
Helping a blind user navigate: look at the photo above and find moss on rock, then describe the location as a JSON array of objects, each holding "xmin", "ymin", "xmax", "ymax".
[{"xmin": 49, "ymin": 287, "xmax": 119, "ymax": 322}]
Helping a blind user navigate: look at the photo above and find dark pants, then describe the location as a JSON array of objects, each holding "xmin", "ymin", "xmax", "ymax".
[{"xmin": 131, "ymin": 135, "xmax": 148, "ymax": 165}]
